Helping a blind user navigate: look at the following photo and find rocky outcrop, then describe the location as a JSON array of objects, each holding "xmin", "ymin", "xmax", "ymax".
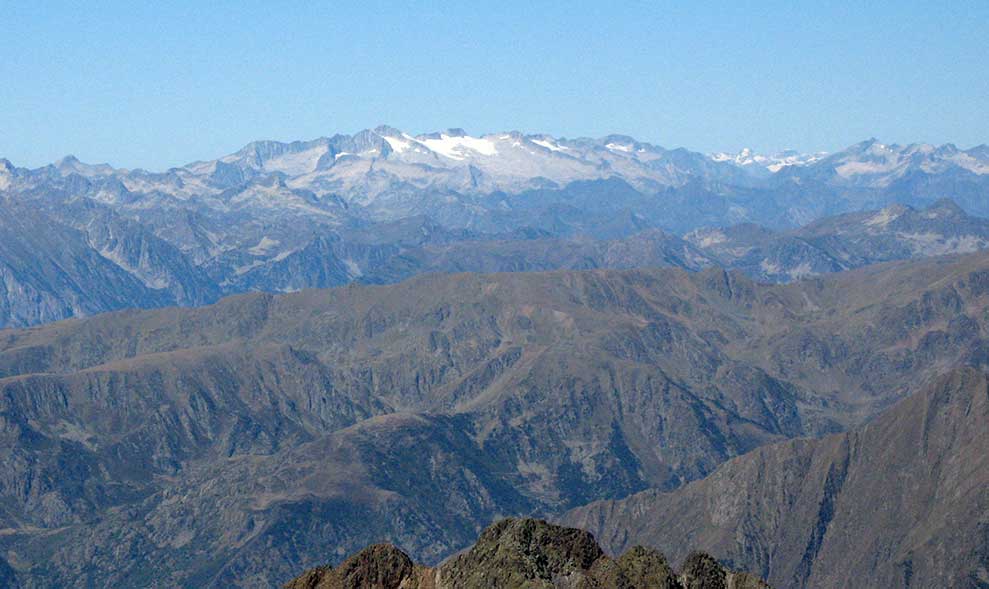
[
  {"xmin": 284, "ymin": 519, "xmax": 768, "ymax": 589},
  {"xmin": 284, "ymin": 544, "xmax": 429, "ymax": 589}
]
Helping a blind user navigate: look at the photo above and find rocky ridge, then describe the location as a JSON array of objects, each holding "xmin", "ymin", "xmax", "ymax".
[
  {"xmin": 687, "ymin": 199, "xmax": 989, "ymax": 282},
  {"xmin": 284, "ymin": 518, "xmax": 768, "ymax": 589}
]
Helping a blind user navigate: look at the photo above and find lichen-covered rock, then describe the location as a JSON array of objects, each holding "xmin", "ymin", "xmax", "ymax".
[
  {"xmin": 282, "ymin": 544, "xmax": 434, "ymax": 589},
  {"xmin": 614, "ymin": 546, "xmax": 680, "ymax": 588},
  {"xmin": 437, "ymin": 518, "xmax": 603, "ymax": 588},
  {"xmin": 285, "ymin": 519, "xmax": 768, "ymax": 589}
]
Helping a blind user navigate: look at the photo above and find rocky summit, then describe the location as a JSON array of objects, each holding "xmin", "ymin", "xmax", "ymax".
[{"xmin": 283, "ymin": 518, "xmax": 768, "ymax": 589}]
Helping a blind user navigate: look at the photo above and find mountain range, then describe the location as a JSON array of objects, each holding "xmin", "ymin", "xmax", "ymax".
[
  {"xmin": 4, "ymin": 248, "xmax": 989, "ymax": 587},
  {"xmin": 3, "ymin": 128, "xmax": 989, "ymax": 587},
  {"xmin": 2, "ymin": 128, "xmax": 989, "ymax": 328}
]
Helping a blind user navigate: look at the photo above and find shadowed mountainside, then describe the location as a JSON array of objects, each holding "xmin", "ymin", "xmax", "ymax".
[{"xmin": 563, "ymin": 367, "xmax": 989, "ymax": 588}]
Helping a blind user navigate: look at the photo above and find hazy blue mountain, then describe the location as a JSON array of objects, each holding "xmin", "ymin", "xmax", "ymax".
[
  {"xmin": 1, "ymin": 129, "xmax": 988, "ymax": 327},
  {"xmin": 687, "ymin": 199, "xmax": 989, "ymax": 282}
]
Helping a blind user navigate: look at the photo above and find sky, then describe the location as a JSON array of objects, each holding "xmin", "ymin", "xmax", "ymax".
[{"xmin": 2, "ymin": 1, "xmax": 987, "ymax": 170}]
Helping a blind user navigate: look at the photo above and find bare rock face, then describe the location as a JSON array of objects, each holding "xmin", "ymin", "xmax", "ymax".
[
  {"xmin": 284, "ymin": 519, "xmax": 768, "ymax": 589},
  {"xmin": 678, "ymin": 553, "xmax": 767, "ymax": 589}
]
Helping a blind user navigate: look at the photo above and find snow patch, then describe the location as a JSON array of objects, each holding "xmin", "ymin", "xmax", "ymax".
[
  {"xmin": 419, "ymin": 134, "xmax": 498, "ymax": 160},
  {"xmin": 760, "ymin": 259, "xmax": 781, "ymax": 275},
  {"xmin": 383, "ymin": 135, "xmax": 413, "ymax": 153},
  {"xmin": 865, "ymin": 208, "xmax": 902, "ymax": 228},
  {"xmin": 248, "ymin": 236, "xmax": 280, "ymax": 255},
  {"xmin": 531, "ymin": 139, "xmax": 568, "ymax": 152},
  {"xmin": 713, "ymin": 149, "xmax": 826, "ymax": 171}
]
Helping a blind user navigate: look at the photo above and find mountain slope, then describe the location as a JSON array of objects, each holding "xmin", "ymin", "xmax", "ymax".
[
  {"xmin": 5, "ymin": 252, "xmax": 989, "ymax": 585},
  {"xmin": 6, "ymin": 190, "xmax": 989, "ymax": 329},
  {"xmin": 773, "ymin": 139, "xmax": 989, "ymax": 216},
  {"xmin": 0, "ymin": 198, "xmax": 173, "ymax": 326},
  {"xmin": 563, "ymin": 366, "xmax": 989, "ymax": 588}
]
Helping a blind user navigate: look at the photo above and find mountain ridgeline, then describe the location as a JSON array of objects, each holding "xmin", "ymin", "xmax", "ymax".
[
  {"xmin": 3, "ymin": 248, "xmax": 989, "ymax": 586},
  {"xmin": 2, "ymin": 129, "xmax": 989, "ymax": 328}
]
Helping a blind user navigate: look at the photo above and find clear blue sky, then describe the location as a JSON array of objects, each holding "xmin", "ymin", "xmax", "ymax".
[{"xmin": 2, "ymin": 1, "xmax": 987, "ymax": 170}]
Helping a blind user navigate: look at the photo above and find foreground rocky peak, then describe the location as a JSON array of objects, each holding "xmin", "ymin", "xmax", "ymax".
[
  {"xmin": 285, "ymin": 544, "xmax": 428, "ymax": 589},
  {"xmin": 284, "ymin": 518, "xmax": 768, "ymax": 589}
]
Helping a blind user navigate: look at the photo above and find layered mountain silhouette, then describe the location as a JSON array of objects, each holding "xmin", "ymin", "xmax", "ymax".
[
  {"xmin": 4, "ymin": 129, "xmax": 989, "ymax": 586},
  {"xmin": 686, "ymin": 199, "xmax": 989, "ymax": 281}
]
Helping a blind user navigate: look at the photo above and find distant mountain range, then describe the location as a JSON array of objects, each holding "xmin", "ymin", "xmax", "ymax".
[
  {"xmin": 2, "ymin": 129, "xmax": 989, "ymax": 327},
  {"xmin": 6, "ymin": 129, "xmax": 984, "ymax": 201},
  {"xmin": 3, "ymin": 193, "xmax": 988, "ymax": 329},
  {"xmin": 710, "ymin": 147, "xmax": 828, "ymax": 173},
  {"xmin": 686, "ymin": 198, "xmax": 989, "ymax": 282}
]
